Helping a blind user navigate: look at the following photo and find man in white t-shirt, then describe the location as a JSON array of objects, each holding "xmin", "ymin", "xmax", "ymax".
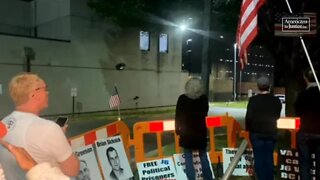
[{"xmin": 0, "ymin": 73, "xmax": 80, "ymax": 179}]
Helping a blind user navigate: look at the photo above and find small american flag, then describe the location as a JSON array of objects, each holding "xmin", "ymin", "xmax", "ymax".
[{"xmin": 109, "ymin": 86, "xmax": 121, "ymax": 109}]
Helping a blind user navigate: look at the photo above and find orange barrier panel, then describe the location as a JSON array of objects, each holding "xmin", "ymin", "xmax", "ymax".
[
  {"xmin": 206, "ymin": 114, "xmax": 242, "ymax": 163},
  {"xmin": 69, "ymin": 120, "xmax": 131, "ymax": 159},
  {"xmin": 131, "ymin": 120, "xmax": 178, "ymax": 163},
  {"xmin": 277, "ymin": 117, "xmax": 300, "ymax": 149},
  {"xmin": 132, "ymin": 115, "xmax": 244, "ymax": 163},
  {"xmin": 67, "ymin": 116, "xmax": 300, "ymax": 166}
]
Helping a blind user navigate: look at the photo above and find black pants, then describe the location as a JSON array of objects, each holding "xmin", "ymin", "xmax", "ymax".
[{"xmin": 297, "ymin": 131, "xmax": 320, "ymax": 180}]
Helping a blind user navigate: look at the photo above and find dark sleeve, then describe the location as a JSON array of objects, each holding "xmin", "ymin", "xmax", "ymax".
[
  {"xmin": 203, "ymin": 95, "xmax": 209, "ymax": 116},
  {"xmin": 175, "ymin": 95, "xmax": 184, "ymax": 135},
  {"xmin": 294, "ymin": 92, "xmax": 304, "ymax": 117},
  {"xmin": 245, "ymin": 98, "xmax": 253, "ymax": 131}
]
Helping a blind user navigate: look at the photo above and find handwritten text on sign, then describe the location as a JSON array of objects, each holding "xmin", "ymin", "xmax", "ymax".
[{"xmin": 137, "ymin": 157, "xmax": 177, "ymax": 180}]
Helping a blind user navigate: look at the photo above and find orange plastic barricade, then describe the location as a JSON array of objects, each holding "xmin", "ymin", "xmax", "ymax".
[
  {"xmin": 69, "ymin": 120, "xmax": 131, "ymax": 159},
  {"xmin": 131, "ymin": 120, "xmax": 178, "ymax": 163},
  {"xmin": 206, "ymin": 115, "xmax": 242, "ymax": 163},
  {"xmin": 277, "ymin": 117, "xmax": 300, "ymax": 149}
]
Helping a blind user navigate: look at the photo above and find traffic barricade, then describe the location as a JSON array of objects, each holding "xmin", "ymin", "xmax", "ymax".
[
  {"xmin": 206, "ymin": 114, "xmax": 242, "ymax": 163},
  {"xmin": 131, "ymin": 120, "xmax": 177, "ymax": 163},
  {"xmin": 277, "ymin": 117, "xmax": 300, "ymax": 149},
  {"xmin": 69, "ymin": 120, "xmax": 131, "ymax": 159}
]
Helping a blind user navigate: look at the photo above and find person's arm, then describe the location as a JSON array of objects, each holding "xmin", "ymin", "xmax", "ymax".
[
  {"xmin": 0, "ymin": 139, "xmax": 36, "ymax": 171},
  {"xmin": 0, "ymin": 139, "xmax": 70, "ymax": 180},
  {"xmin": 175, "ymin": 95, "xmax": 184, "ymax": 135},
  {"xmin": 59, "ymin": 154, "xmax": 80, "ymax": 177},
  {"xmin": 294, "ymin": 92, "xmax": 304, "ymax": 117},
  {"xmin": 245, "ymin": 99, "xmax": 253, "ymax": 131}
]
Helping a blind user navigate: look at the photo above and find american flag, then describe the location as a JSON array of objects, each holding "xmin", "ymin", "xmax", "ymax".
[
  {"xmin": 237, "ymin": 0, "xmax": 265, "ymax": 69},
  {"xmin": 109, "ymin": 86, "xmax": 121, "ymax": 109},
  {"xmin": 274, "ymin": 12, "xmax": 317, "ymax": 37}
]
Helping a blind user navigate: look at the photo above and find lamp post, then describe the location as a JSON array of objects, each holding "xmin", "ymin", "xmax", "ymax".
[
  {"xmin": 233, "ymin": 43, "xmax": 237, "ymax": 101},
  {"xmin": 201, "ymin": 0, "xmax": 211, "ymax": 97}
]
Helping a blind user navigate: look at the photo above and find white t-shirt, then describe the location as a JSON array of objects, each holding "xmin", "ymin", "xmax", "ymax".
[{"xmin": 0, "ymin": 111, "xmax": 73, "ymax": 179}]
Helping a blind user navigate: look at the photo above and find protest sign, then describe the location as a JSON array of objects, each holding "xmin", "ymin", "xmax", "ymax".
[
  {"xmin": 222, "ymin": 148, "xmax": 254, "ymax": 176},
  {"xmin": 73, "ymin": 144, "xmax": 103, "ymax": 180},
  {"xmin": 137, "ymin": 157, "xmax": 177, "ymax": 180},
  {"xmin": 173, "ymin": 152, "xmax": 214, "ymax": 179},
  {"xmin": 95, "ymin": 135, "xmax": 133, "ymax": 180},
  {"xmin": 278, "ymin": 149, "xmax": 315, "ymax": 179}
]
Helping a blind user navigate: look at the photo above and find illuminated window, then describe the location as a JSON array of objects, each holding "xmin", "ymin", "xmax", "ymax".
[
  {"xmin": 140, "ymin": 31, "xmax": 150, "ymax": 51},
  {"xmin": 159, "ymin": 33, "xmax": 168, "ymax": 53}
]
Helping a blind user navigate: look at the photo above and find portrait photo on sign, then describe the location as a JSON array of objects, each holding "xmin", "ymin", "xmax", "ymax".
[
  {"xmin": 95, "ymin": 135, "xmax": 133, "ymax": 180},
  {"xmin": 73, "ymin": 144, "xmax": 103, "ymax": 180},
  {"xmin": 173, "ymin": 152, "xmax": 214, "ymax": 180}
]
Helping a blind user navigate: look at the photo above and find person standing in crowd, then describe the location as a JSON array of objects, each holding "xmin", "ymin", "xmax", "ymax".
[
  {"xmin": 0, "ymin": 73, "xmax": 79, "ymax": 179},
  {"xmin": 0, "ymin": 121, "xmax": 70, "ymax": 180},
  {"xmin": 295, "ymin": 68, "xmax": 320, "ymax": 180},
  {"xmin": 175, "ymin": 77, "xmax": 213, "ymax": 180},
  {"xmin": 245, "ymin": 75, "xmax": 282, "ymax": 180},
  {"xmin": 106, "ymin": 147, "xmax": 124, "ymax": 180}
]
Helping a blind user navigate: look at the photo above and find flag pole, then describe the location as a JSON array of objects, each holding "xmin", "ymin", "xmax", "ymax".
[
  {"xmin": 114, "ymin": 84, "xmax": 121, "ymax": 121},
  {"xmin": 284, "ymin": 0, "xmax": 320, "ymax": 92},
  {"xmin": 117, "ymin": 105, "xmax": 121, "ymax": 121}
]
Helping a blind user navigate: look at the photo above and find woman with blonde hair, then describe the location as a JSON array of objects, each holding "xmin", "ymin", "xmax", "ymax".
[{"xmin": 175, "ymin": 77, "xmax": 213, "ymax": 180}]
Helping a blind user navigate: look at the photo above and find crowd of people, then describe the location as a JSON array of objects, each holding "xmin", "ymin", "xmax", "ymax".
[{"xmin": 0, "ymin": 68, "xmax": 319, "ymax": 180}]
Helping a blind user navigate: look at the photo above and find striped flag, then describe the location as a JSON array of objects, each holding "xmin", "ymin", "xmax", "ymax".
[
  {"xmin": 237, "ymin": 0, "xmax": 265, "ymax": 69},
  {"xmin": 109, "ymin": 86, "xmax": 121, "ymax": 109}
]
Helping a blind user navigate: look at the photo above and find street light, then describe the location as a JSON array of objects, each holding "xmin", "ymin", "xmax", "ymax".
[
  {"xmin": 233, "ymin": 43, "xmax": 237, "ymax": 101},
  {"xmin": 179, "ymin": 24, "xmax": 187, "ymax": 31}
]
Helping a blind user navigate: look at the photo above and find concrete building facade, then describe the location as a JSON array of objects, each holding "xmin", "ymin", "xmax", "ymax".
[{"xmin": 0, "ymin": 0, "xmax": 188, "ymax": 117}]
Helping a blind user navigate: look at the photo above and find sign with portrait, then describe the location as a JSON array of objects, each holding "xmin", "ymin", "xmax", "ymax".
[
  {"xmin": 222, "ymin": 148, "xmax": 254, "ymax": 176},
  {"xmin": 95, "ymin": 135, "xmax": 133, "ymax": 180},
  {"xmin": 137, "ymin": 157, "xmax": 177, "ymax": 180},
  {"xmin": 73, "ymin": 144, "xmax": 103, "ymax": 180},
  {"xmin": 173, "ymin": 152, "xmax": 215, "ymax": 180}
]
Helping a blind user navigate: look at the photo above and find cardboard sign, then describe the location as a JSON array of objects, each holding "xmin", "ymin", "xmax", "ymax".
[
  {"xmin": 173, "ymin": 152, "xmax": 215, "ymax": 180},
  {"xmin": 73, "ymin": 144, "xmax": 103, "ymax": 180},
  {"xmin": 95, "ymin": 135, "xmax": 133, "ymax": 180},
  {"xmin": 222, "ymin": 148, "xmax": 254, "ymax": 176},
  {"xmin": 137, "ymin": 157, "xmax": 177, "ymax": 180}
]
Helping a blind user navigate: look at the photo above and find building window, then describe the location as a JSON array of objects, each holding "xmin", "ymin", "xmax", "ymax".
[
  {"xmin": 140, "ymin": 31, "xmax": 150, "ymax": 51},
  {"xmin": 159, "ymin": 33, "xmax": 168, "ymax": 53}
]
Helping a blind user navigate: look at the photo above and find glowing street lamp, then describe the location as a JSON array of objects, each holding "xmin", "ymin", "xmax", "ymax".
[{"xmin": 179, "ymin": 24, "xmax": 187, "ymax": 31}]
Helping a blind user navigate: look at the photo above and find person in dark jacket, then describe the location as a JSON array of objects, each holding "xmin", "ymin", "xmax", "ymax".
[
  {"xmin": 245, "ymin": 75, "xmax": 282, "ymax": 180},
  {"xmin": 175, "ymin": 77, "xmax": 213, "ymax": 180},
  {"xmin": 295, "ymin": 68, "xmax": 320, "ymax": 180}
]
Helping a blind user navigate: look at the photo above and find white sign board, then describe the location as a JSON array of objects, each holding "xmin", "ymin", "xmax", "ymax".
[
  {"xmin": 95, "ymin": 135, "xmax": 133, "ymax": 180},
  {"xmin": 173, "ymin": 152, "xmax": 215, "ymax": 180},
  {"xmin": 73, "ymin": 144, "xmax": 103, "ymax": 180},
  {"xmin": 223, "ymin": 148, "xmax": 254, "ymax": 176},
  {"xmin": 71, "ymin": 87, "xmax": 77, "ymax": 97},
  {"xmin": 137, "ymin": 157, "xmax": 177, "ymax": 180}
]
